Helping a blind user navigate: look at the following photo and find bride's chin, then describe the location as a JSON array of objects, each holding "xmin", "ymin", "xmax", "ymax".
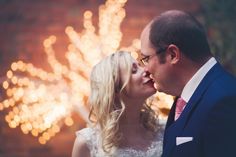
[{"xmin": 147, "ymin": 88, "xmax": 157, "ymax": 96}]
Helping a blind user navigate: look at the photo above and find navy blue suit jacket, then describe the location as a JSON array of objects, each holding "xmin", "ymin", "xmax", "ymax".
[{"xmin": 162, "ymin": 63, "xmax": 236, "ymax": 157}]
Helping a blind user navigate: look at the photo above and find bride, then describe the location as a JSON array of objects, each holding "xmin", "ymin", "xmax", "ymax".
[{"xmin": 72, "ymin": 51, "xmax": 163, "ymax": 157}]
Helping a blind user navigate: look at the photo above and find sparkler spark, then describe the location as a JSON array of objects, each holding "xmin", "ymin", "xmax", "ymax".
[{"xmin": 0, "ymin": 0, "xmax": 172, "ymax": 144}]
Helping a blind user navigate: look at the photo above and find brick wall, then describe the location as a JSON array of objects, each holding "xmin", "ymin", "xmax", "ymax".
[{"xmin": 0, "ymin": 0, "xmax": 199, "ymax": 157}]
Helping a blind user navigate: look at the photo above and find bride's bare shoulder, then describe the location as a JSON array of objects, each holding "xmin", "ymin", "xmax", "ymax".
[{"xmin": 72, "ymin": 134, "xmax": 91, "ymax": 157}]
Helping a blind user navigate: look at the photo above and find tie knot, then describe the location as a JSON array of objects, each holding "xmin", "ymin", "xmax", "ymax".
[
  {"xmin": 176, "ymin": 97, "xmax": 186, "ymax": 109},
  {"xmin": 175, "ymin": 97, "xmax": 186, "ymax": 121}
]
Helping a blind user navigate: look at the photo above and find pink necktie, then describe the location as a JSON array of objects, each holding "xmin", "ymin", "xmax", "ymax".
[{"xmin": 175, "ymin": 97, "xmax": 186, "ymax": 121}]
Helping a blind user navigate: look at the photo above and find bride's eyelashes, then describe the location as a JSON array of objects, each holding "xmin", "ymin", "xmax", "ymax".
[{"xmin": 132, "ymin": 63, "xmax": 138, "ymax": 74}]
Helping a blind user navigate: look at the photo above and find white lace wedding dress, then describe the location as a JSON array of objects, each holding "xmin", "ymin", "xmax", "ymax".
[{"xmin": 76, "ymin": 127, "xmax": 163, "ymax": 157}]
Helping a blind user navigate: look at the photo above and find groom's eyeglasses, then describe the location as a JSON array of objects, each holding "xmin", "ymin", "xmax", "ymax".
[
  {"xmin": 140, "ymin": 54, "xmax": 156, "ymax": 66},
  {"xmin": 140, "ymin": 47, "xmax": 167, "ymax": 65}
]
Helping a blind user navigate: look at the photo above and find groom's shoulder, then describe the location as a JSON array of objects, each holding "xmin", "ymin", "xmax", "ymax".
[{"xmin": 208, "ymin": 65, "xmax": 236, "ymax": 93}]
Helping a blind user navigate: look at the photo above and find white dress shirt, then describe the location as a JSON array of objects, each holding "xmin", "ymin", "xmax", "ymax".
[{"xmin": 181, "ymin": 57, "xmax": 217, "ymax": 103}]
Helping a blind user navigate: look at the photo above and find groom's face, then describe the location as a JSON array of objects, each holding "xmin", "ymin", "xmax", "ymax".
[{"xmin": 140, "ymin": 25, "xmax": 175, "ymax": 95}]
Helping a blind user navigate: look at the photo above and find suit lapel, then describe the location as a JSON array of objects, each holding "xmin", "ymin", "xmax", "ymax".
[
  {"xmin": 163, "ymin": 97, "xmax": 177, "ymax": 149},
  {"xmin": 179, "ymin": 63, "xmax": 224, "ymax": 129},
  {"xmin": 165, "ymin": 97, "xmax": 178, "ymax": 129},
  {"xmin": 162, "ymin": 63, "xmax": 224, "ymax": 157}
]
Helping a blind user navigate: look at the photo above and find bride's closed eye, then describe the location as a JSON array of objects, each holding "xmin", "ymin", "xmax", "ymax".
[{"xmin": 132, "ymin": 63, "xmax": 138, "ymax": 74}]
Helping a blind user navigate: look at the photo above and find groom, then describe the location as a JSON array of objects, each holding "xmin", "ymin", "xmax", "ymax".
[{"xmin": 140, "ymin": 10, "xmax": 236, "ymax": 157}]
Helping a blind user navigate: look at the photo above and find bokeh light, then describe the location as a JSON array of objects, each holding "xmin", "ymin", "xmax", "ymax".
[{"xmin": 0, "ymin": 0, "xmax": 173, "ymax": 144}]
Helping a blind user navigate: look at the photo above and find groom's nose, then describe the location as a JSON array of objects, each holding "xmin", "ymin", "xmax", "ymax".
[{"xmin": 142, "ymin": 70, "xmax": 151, "ymax": 77}]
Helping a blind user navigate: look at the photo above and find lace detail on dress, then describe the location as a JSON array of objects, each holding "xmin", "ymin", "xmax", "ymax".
[
  {"xmin": 76, "ymin": 127, "xmax": 101, "ymax": 156},
  {"xmin": 115, "ymin": 140, "xmax": 162, "ymax": 157},
  {"xmin": 76, "ymin": 127, "xmax": 163, "ymax": 157}
]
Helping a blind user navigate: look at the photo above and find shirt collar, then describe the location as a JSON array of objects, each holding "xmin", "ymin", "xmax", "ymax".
[{"xmin": 181, "ymin": 57, "xmax": 217, "ymax": 102}]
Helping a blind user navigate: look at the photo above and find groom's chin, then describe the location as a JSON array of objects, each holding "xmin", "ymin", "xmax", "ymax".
[
  {"xmin": 154, "ymin": 83, "xmax": 163, "ymax": 93},
  {"xmin": 154, "ymin": 82, "xmax": 158, "ymax": 90}
]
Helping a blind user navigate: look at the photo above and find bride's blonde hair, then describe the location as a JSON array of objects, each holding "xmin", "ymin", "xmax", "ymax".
[
  {"xmin": 88, "ymin": 51, "xmax": 132, "ymax": 153},
  {"xmin": 88, "ymin": 51, "xmax": 159, "ymax": 154}
]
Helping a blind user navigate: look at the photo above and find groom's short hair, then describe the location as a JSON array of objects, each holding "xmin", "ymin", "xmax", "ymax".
[{"xmin": 149, "ymin": 10, "xmax": 212, "ymax": 62}]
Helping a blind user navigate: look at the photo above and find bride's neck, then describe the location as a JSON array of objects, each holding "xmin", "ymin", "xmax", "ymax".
[
  {"xmin": 120, "ymin": 102, "xmax": 142, "ymax": 125},
  {"xmin": 118, "ymin": 112, "xmax": 154, "ymax": 149},
  {"xmin": 119, "ymin": 106, "xmax": 145, "ymax": 134},
  {"xmin": 118, "ymin": 97, "xmax": 150, "ymax": 134}
]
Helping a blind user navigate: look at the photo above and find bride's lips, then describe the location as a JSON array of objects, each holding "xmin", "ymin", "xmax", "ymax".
[
  {"xmin": 147, "ymin": 74, "xmax": 158, "ymax": 89},
  {"xmin": 143, "ymin": 78, "xmax": 156, "ymax": 88},
  {"xmin": 142, "ymin": 72, "xmax": 156, "ymax": 88},
  {"xmin": 143, "ymin": 77, "xmax": 154, "ymax": 84}
]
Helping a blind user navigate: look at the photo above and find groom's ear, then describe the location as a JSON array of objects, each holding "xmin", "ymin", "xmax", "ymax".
[{"xmin": 166, "ymin": 44, "xmax": 180, "ymax": 64}]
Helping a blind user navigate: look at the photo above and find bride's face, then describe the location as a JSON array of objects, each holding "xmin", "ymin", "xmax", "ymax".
[{"xmin": 120, "ymin": 59, "xmax": 156, "ymax": 99}]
